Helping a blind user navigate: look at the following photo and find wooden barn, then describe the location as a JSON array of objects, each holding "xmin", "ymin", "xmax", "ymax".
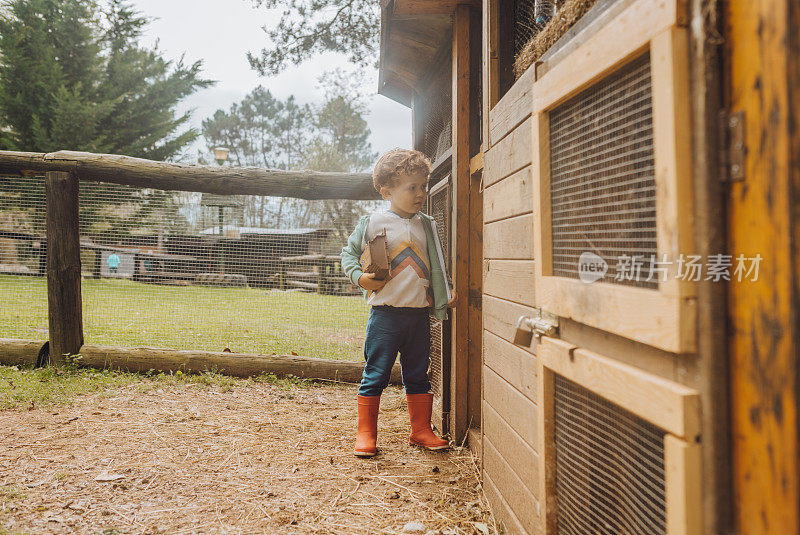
[{"xmin": 378, "ymin": 1, "xmax": 799, "ymax": 534}]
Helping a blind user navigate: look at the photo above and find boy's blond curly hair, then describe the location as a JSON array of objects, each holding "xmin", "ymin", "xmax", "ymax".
[{"xmin": 372, "ymin": 148, "xmax": 431, "ymax": 191}]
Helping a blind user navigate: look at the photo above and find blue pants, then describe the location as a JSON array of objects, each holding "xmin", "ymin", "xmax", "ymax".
[{"xmin": 358, "ymin": 305, "xmax": 432, "ymax": 397}]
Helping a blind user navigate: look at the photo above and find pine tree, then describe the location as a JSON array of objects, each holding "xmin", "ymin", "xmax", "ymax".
[
  {"xmin": 0, "ymin": 0, "xmax": 214, "ymax": 241},
  {"xmin": 0, "ymin": 0, "xmax": 213, "ymax": 159}
]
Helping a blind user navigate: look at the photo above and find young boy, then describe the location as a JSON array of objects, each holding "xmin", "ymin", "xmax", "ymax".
[{"xmin": 341, "ymin": 148, "xmax": 456, "ymax": 458}]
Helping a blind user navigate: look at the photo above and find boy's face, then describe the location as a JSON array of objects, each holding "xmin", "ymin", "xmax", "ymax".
[{"xmin": 380, "ymin": 172, "xmax": 429, "ymax": 218}]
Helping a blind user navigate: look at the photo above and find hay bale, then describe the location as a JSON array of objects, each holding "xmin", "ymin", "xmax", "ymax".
[{"xmin": 514, "ymin": 0, "xmax": 600, "ymax": 78}]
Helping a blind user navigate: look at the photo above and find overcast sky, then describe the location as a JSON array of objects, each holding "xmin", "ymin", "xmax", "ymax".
[{"xmin": 130, "ymin": 0, "xmax": 411, "ymax": 166}]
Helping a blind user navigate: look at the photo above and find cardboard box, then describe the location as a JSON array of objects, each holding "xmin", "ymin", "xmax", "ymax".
[{"xmin": 361, "ymin": 229, "xmax": 390, "ymax": 280}]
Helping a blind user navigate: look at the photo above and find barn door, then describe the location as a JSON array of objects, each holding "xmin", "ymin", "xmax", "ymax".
[{"xmin": 726, "ymin": 1, "xmax": 800, "ymax": 534}]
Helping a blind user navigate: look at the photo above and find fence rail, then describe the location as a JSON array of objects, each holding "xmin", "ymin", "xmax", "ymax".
[
  {"xmin": 0, "ymin": 150, "xmax": 379, "ymax": 200},
  {"xmin": 0, "ymin": 150, "xmax": 383, "ymax": 376}
]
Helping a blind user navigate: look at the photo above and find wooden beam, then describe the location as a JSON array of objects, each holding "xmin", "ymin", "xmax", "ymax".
[
  {"xmin": 539, "ymin": 337, "xmax": 701, "ymax": 439},
  {"xmin": 468, "ymin": 146, "xmax": 483, "ymax": 426},
  {"xmin": 728, "ymin": 0, "xmax": 800, "ymax": 533},
  {"xmin": 74, "ymin": 345, "xmax": 402, "ymax": 384},
  {"xmin": 411, "ymin": 90, "xmax": 425, "ymax": 153},
  {"xmin": 450, "ymin": 3, "xmax": 472, "ymax": 442},
  {"xmin": 393, "ymin": 0, "xmax": 480, "ymax": 16},
  {"xmin": 0, "ymin": 339, "xmax": 48, "ymax": 367},
  {"xmin": 0, "ymin": 150, "xmax": 379, "ymax": 200},
  {"xmin": 45, "ymin": 171, "xmax": 84, "ymax": 365},
  {"xmin": 665, "ymin": 434, "xmax": 702, "ymax": 535}
]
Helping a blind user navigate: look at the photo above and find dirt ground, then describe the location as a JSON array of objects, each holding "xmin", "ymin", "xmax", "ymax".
[{"xmin": 0, "ymin": 379, "xmax": 496, "ymax": 534}]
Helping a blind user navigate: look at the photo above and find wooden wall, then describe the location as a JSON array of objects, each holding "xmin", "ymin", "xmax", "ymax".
[{"xmin": 480, "ymin": 59, "xmax": 542, "ymax": 532}]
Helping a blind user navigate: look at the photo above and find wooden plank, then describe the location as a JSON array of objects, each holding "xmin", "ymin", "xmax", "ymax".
[
  {"xmin": 411, "ymin": 91, "xmax": 424, "ymax": 152},
  {"xmin": 485, "ymin": 0, "xmax": 499, "ymax": 109},
  {"xmin": 483, "ymin": 165, "xmax": 533, "ymax": 223},
  {"xmin": 483, "ymin": 401, "xmax": 539, "ymax": 490},
  {"xmin": 539, "ymin": 337, "xmax": 701, "ymax": 439},
  {"xmin": 488, "ymin": 62, "xmax": 536, "ymax": 147},
  {"xmin": 481, "ymin": 0, "xmax": 492, "ymax": 149},
  {"xmin": 483, "ymin": 366, "xmax": 538, "ymax": 446},
  {"xmin": 483, "ymin": 436, "xmax": 540, "ymax": 534},
  {"xmin": 483, "ymin": 214, "xmax": 534, "ymax": 260},
  {"xmin": 469, "ymin": 151, "xmax": 483, "ymax": 176},
  {"xmin": 665, "ymin": 434, "xmax": 701, "ymax": 535},
  {"xmin": 0, "ymin": 150, "xmax": 378, "ymax": 201},
  {"xmin": 534, "ymin": 274, "xmax": 695, "ymax": 354},
  {"xmin": 531, "ymin": 112, "xmax": 552, "ymax": 276},
  {"xmin": 393, "ymin": 0, "xmax": 479, "ymax": 15},
  {"xmin": 482, "ymin": 294, "xmax": 538, "ymax": 348},
  {"xmin": 650, "ymin": 27, "xmax": 695, "ymax": 299},
  {"xmin": 483, "ymin": 330, "xmax": 537, "ymax": 402},
  {"xmin": 728, "ymin": 1, "xmax": 800, "ymax": 533},
  {"xmin": 482, "ymin": 471, "xmax": 529, "ymax": 535},
  {"xmin": 468, "ymin": 163, "xmax": 483, "ymax": 426},
  {"xmin": 483, "ymin": 117, "xmax": 532, "ymax": 187},
  {"xmin": 45, "ymin": 171, "xmax": 83, "ymax": 365},
  {"xmin": 449, "ymin": 4, "xmax": 471, "ymax": 443},
  {"xmin": 537, "ymin": 363, "xmax": 557, "ymax": 534},
  {"xmin": 483, "ymin": 259, "xmax": 535, "ymax": 306},
  {"xmin": 531, "ymin": 0, "xmax": 682, "ymax": 113}
]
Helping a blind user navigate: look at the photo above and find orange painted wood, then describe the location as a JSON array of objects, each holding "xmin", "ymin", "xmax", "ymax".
[{"xmin": 727, "ymin": 1, "xmax": 800, "ymax": 533}]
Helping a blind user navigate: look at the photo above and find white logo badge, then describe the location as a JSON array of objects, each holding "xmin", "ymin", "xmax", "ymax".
[{"xmin": 578, "ymin": 252, "xmax": 607, "ymax": 284}]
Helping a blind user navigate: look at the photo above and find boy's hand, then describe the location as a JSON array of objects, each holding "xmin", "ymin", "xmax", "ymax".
[
  {"xmin": 447, "ymin": 290, "xmax": 458, "ymax": 307},
  {"xmin": 358, "ymin": 272, "xmax": 386, "ymax": 292}
]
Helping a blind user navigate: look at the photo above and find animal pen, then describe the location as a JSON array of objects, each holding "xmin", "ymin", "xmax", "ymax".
[
  {"xmin": 378, "ymin": 0, "xmax": 799, "ymax": 534},
  {"xmin": 0, "ymin": 150, "xmax": 390, "ymax": 382},
  {"xmin": 1, "ymin": 0, "xmax": 799, "ymax": 533}
]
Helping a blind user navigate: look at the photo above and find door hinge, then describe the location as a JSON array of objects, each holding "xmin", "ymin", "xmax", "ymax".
[
  {"xmin": 513, "ymin": 307, "xmax": 560, "ymax": 348},
  {"xmin": 720, "ymin": 110, "xmax": 746, "ymax": 183}
]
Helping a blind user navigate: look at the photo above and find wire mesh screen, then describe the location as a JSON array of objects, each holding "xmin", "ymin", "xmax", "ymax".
[
  {"xmin": 0, "ymin": 175, "xmax": 48, "ymax": 340},
  {"xmin": 421, "ymin": 56, "xmax": 453, "ymax": 162},
  {"xmin": 554, "ymin": 374, "xmax": 667, "ymax": 535},
  {"xmin": 427, "ymin": 177, "xmax": 451, "ymax": 423},
  {"xmin": 514, "ymin": 0, "xmax": 564, "ymax": 57},
  {"xmin": 549, "ymin": 52, "xmax": 657, "ymax": 289},
  {"xmin": 513, "ymin": 0, "xmax": 607, "ymax": 79},
  {"xmin": 0, "ymin": 174, "xmax": 385, "ymax": 360}
]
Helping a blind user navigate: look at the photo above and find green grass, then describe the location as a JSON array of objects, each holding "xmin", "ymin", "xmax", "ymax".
[
  {"xmin": 0, "ymin": 362, "xmax": 313, "ymax": 411},
  {"xmin": 0, "ymin": 275, "xmax": 367, "ymax": 361}
]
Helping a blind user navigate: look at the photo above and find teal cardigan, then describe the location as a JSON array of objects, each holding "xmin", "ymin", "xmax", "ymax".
[{"xmin": 340, "ymin": 212, "xmax": 452, "ymax": 320}]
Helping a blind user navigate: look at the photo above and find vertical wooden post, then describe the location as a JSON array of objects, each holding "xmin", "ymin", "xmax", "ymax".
[
  {"xmin": 467, "ymin": 6, "xmax": 484, "ymax": 429},
  {"xmin": 411, "ymin": 91, "xmax": 426, "ymax": 153},
  {"xmin": 727, "ymin": 1, "xmax": 800, "ymax": 533},
  {"xmin": 45, "ymin": 171, "xmax": 83, "ymax": 365},
  {"xmin": 450, "ymin": 3, "xmax": 472, "ymax": 442}
]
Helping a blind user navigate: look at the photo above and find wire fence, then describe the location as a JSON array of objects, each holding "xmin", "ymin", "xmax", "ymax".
[{"xmin": 0, "ymin": 174, "xmax": 385, "ymax": 361}]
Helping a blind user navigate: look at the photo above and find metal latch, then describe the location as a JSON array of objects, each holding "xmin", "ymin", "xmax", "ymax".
[{"xmin": 513, "ymin": 308, "xmax": 559, "ymax": 348}]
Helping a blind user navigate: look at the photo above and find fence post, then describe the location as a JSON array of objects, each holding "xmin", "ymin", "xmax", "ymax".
[{"xmin": 45, "ymin": 171, "xmax": 84, "ymax": 365}]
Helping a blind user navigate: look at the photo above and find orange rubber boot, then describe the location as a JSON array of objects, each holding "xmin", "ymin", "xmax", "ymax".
[
  {"xmin": 354, "ymin": 395, "xmax": 380, "ymax": 457},
  {"xmin": 406, "ymin": 393, "xmax": 449, "ymax": 450}
]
